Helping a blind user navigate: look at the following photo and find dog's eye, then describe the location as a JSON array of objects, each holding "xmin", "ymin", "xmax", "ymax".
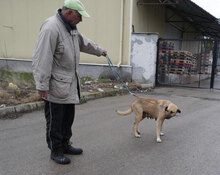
[{"xmin": 170, "ymin": 111, "xmax": 174, "ymax": 114}]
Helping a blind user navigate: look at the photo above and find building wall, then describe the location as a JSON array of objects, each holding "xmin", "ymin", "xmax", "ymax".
[
  {"xmin": 132, "ymin": 1, "xmax": 200, "ymax": 40},
  {"xmin": 1, "ymin": 0, "xmax": 211, "ymax": 86},
  {"xmin": 132, "ymin": 1, "xmax": 166, "ymax": 37},
  {"xmin": 80, "ymin": 0, "xmax": 132, "ymax": 66},
  {"xmin": 79, "ymin": 0, "xmax": 122, "ymax": 65},
  {"xmin": 0, "ymin": 0, "xmax": 132, "ymax": 66},
  {"xmin": 165, "ymin": 23, "xmax": 182, "ymax": 39},
  {"xmin": 0, "ymin": 0, "xmax": 63, "ymax": 59}
]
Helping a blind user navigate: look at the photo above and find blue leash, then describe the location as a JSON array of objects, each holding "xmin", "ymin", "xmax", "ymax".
[
  {"xmin": 105, "ymin": 55, "xmax": 167, "ymax": 108},
  {"xmin": 105, "ymin": 55, "xmax": 138, "ymax": 98}
]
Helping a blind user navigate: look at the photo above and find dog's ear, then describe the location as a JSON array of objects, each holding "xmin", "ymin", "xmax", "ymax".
[
  {"xmin": 177, "ymin": 109, "xmax": 181, "ymax": 113},
  {"xmin": 165, "ymin": 106, "xmax": 168, "ymax": 112}
]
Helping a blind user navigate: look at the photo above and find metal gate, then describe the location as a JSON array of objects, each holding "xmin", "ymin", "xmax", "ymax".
[{"xmin": 156, "ymin": 38, "xmax": 220, "ymax": 90}]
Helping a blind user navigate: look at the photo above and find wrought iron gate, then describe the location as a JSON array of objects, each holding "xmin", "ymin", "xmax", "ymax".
[{"xmin": 156, "ymin": 39, "xmax": 220, "ymax": 90}]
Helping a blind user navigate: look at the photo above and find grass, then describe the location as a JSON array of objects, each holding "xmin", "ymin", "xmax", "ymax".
[
  {"xmin": 0, "ymin": 71, "xmax": 130, "ymax": 108},
  {"xmin": 80, "ymin": 76, "xmax": 95, "ymax": 84},
  {"xmin": 97, "ymin": 77, "xmax": 111, "ymax": 83},
  {"xmin": 0, "ymin": 71, "xmax": 34, "ymax": 82},
  {"xmin": 80, "ymin": 76, "xmax": 112, "ymax": 84},
  {"xmin": 0, "ymin": 72, "xmax": 113, "ymax": 89},
  {"xmin": 0, "ymin": 71, "xmax": 35, "ymax": 88}
]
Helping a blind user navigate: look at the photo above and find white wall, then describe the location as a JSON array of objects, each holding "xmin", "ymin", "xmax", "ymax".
[{"xmin": 130, "ymin": 33, "xmax": 158, "ymax": 86}]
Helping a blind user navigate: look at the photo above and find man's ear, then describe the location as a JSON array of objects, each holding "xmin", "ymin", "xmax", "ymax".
[{"xmin": 177, "ymin": 109, "xmax": 181, "ymax": 113}]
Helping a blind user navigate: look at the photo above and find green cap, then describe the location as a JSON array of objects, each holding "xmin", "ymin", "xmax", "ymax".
[{"xmin": 64, "ymin": 0, "xmax": 90, "ymax": 18}]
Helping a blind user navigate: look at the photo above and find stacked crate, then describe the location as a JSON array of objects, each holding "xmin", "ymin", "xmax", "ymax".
[
  {"xmin": 158, "ymin": 41, "xmax": 174, "ymax": 74},
  {"xmin": 158, "ymin": 41, "xmax": 197, "ymax": 75},
  {"xmin": 194, "ymin": 52, "xmax": 212, "ymax": 74},
  {"xmin": 168, "ymin": 50, "xmax": 197, "ymax": 74},
  {"xmin": 190, "ymin": 56, "xmax": 197, "ymax": 74},
  {"xmin": 199, "ymin": 52, "xmax": 212, "ymax": 74},
  {"xmin": 169, "ymin": 51, "xmax": 191, "ymax": 74}
]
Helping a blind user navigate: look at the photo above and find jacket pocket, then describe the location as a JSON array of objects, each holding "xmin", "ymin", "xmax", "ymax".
[
  {"xmin": 49, "ymin": 73, "xmax": 72, "ymax": 99},
  {"xmin": 54, "ymin": 44, "xmax": 64, "ymax": 59}
]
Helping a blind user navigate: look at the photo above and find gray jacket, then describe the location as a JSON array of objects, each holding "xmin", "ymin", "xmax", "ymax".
[{"xmin": 32, "ymin": 10, "xmax": 104, "ymax": 104}]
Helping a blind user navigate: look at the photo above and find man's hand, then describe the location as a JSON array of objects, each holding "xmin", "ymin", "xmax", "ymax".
[
  {"xmin": 38, "ymin": 90, "xmax": 48, "ymax": 99},
  {"xmin": 102, "ymin": 50, "xmax": 107, "ymax": 57}
]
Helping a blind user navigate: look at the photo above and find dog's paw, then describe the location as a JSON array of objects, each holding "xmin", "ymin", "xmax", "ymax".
[
  {"xmin": 160, "ymin": 132, "xmax": 164, "ymax": 136},
  {"xmin": 157, "ymin": 138, "xmax": 162, "ymax": 143},
  {"xmin": 135, "ymin": 134, "xmax": 141, "ymax": 138}
]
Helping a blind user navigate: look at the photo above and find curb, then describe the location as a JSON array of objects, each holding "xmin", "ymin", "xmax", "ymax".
[
  {"xmin": 0, "ymin": 88, "xmax": 126, "ymax": 119},
  {"xmin": 0, "ymin": 101, "xmax": 44, "ymax": 118}
]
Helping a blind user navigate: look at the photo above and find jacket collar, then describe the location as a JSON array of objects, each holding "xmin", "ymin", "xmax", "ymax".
[{"xmin": 57, "ymin": 9, "xmax": 77, "ymax": 33}]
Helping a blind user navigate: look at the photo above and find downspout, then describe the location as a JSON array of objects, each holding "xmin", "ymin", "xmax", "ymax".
[
  {"xmin": 117, "ymin": 0, "xmax": 124, "ymax": 67},
  {"xmin": 128, "ymin": 0, "xmax": 133, "ymax": 66}
]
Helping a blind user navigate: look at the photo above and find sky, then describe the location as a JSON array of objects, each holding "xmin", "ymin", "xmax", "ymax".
[{"xmin": 191, "ymin": 0, "xmax": 220, "ymax": 18}]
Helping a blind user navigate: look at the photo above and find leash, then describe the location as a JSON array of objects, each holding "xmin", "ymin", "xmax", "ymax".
[
  {"xmin": 105, "ymin": 55, "xmax": 138, "ymax": 98},
  {"xmin": 105, "ymin": 55, "xmax": 168, "ymax": 108}
]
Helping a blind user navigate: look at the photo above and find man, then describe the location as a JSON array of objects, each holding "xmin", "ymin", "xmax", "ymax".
[{"xmin": 32, "ymin": 0, "xmax": 107, "ymax": 165}]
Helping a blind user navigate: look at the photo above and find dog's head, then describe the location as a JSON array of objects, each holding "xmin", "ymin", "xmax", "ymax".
[{"xmin": 164, "ymin": 103, "xmax": 181, "ymax": 119}]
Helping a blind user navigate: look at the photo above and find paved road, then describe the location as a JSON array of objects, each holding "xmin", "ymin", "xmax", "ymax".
[{"xmin": 1, "ymin": 87, "xmax": 220, "ymax": 175}]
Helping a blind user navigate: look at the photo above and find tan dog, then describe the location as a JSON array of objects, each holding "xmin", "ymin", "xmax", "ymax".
[{"xmin": 116, "ymin": 97, "xmax": 181, "ymax": 143}]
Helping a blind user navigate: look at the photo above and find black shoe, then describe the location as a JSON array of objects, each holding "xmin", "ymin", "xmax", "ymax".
[
  {"xmin": 63, "ymin": 145, "xmax": 83, "ymax": 155},
  {"xmin": 50, "ymin": 149, "xmax": 71, "ymax": 164}
]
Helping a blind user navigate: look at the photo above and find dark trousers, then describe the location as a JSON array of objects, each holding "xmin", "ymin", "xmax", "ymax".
[{"xmin": 44, "ymin": 100, "xmax": 75, "ymax": 151}]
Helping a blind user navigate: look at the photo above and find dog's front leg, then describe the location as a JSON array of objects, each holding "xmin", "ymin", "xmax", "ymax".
[{"xmin": 156, "ymin": 118, "xmax": 164, "ymax": 143}]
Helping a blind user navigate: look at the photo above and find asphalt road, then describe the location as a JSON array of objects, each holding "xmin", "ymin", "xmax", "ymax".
[{"xmin": 1, "ymin": 88, "xmax": 220, "ymax": 175}]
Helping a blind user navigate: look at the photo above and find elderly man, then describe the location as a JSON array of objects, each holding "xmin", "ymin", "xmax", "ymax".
[{"xmin": 32, "ymin": 0, "xmax": 107, "ymax": 164}]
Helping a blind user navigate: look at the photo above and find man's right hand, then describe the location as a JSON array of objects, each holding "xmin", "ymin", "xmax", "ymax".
[
  {"xmin": 102, "ymin": 50, "xmax": 107, "ymax": 57},
  {"xmin": 38, "ymin": 90, "xmax": 48, "ymax": 99}
]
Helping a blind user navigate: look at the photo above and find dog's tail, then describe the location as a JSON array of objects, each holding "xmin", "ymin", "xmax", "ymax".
[{"xmin": 116, "ymin": 107, "xmax": 132, "ymax": 116}]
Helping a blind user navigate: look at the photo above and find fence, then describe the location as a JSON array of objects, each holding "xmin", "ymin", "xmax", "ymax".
[{"xmin": 156, "ymin": 39, "xmax": 220, "ymax": 90}]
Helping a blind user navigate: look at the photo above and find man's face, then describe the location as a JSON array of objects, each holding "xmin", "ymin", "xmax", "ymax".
[{"xmin": 67, "ymin": 9, "xmax": 82, "ymax": 27}]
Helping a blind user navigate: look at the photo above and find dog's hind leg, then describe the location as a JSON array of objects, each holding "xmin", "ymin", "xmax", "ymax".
[
  {"xmin": 133, "ymin": 117, "xmax": 142, "ymax": 138},
  {"xmin": 133, "ymin": 110, "xmax": 143, "ymax": 138}
]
